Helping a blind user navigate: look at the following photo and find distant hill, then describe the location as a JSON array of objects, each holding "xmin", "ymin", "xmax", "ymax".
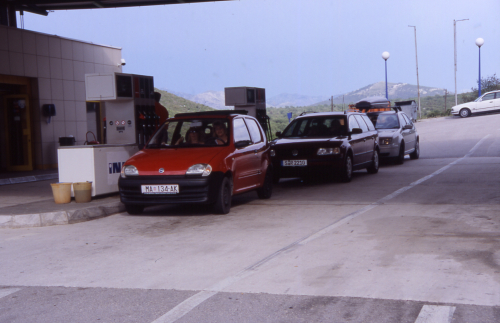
[
  {"xmin": 155, "ymin": 88, "xmax": 215, "ymax": 116},
  {"xmin": 315, "ymin": 82, "xmax": 447, "ymax": 106},
  {"xmin": 267, "ymin": 93, "xmax": 330, "ymax": 108}
]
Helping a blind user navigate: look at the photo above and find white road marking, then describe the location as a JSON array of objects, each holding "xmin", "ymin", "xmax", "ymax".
[
  {"xmin": 0, "ymin": 288, "xmax": 21, "ymax": 299},
  {"xmin": 415, "ymin": 305, "xmax": 456, "ymax": 323},
  {"xmin": 152, "ymin": 134, "xmax": 491, "ymax": 323}
]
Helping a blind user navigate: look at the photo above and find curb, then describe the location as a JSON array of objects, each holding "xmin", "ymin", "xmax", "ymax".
[
  {"xmin": 0, "ymin": 173, "xmax": 58, "ymax": 186},
  {"xmin": 0, "ymin": 202, "xmax": 125, "ymax": 229}
]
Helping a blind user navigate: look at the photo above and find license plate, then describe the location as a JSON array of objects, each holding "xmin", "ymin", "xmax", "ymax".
[
  {"xmin": 282, "ymin": 160, "xmax": 307, "ymax": 167},
  {"xmin": 141, "ymin": 184, "xmax": 179, "ymax": 194}
]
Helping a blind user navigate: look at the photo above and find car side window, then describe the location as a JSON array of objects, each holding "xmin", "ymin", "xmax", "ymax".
[
  {"xmin": 399, "ymin": 114, "xmax": 408, "ymax": 127},
  {"xmin": 402, "ymin": 113, "xmax": 413, "ymax": 126},
  {"xmin": 495, "ymin": 92, "xmax": 500, "ymax": 99},
  {"xmin": 245, "ymin": 119, "xmax": 263, "ymax": 143},
  {"xmin": 354, "ymin": 115, "xmax": 369, "ymax": 132},
  {"xmin": 361, "ymin": 115, "xmax": 376, "ymax": 131},
  {"xmin": 233, "ymin": 118, "xmax": 251, "ymax": 143},
  {"xmin": 348, "ymin": 115, "xmax": 360, "ymax": 132},
  {"xmin": 482, "ymin": 93, "xmax": 495, "ymax": 101}
]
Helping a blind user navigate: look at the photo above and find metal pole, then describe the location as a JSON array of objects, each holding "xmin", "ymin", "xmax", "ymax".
[
  {"xmin": 385, "ymin": 60, "xmax": 388, "ymax": 100},
  {"xmin": 454, "ymin": 19, "xmax": 469, "ymax": 106},
  {"xmin": 331, "ymin": 96, "xmax": 333, "ymax": 112},
  {"xmin": 409, "ymin": 26, "xmax": 421, "ymax": 119},
  {"xmin": 478, "ymin": 47, "xmax": 481, "ymax": 97}
]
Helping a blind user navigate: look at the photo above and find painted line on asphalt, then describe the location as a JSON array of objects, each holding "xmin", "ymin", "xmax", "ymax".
[
  {"xmin": 0, "ymin": 288, "xmax": 21, "ymax": 299},
  {"xmin": 415, "ymin": 305, "xmax": 456, "ymax": 323},
  {"xmin": 152, "ymin": 134, "xmax": 491, "ymax": 323}
]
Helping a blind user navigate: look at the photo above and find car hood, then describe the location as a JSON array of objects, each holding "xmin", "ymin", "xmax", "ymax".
[
  {"xmin": 272, "ymin": 137, "xmax": 345, "ymax": 147},
  {"xmin": 377, "ymin": 129, "xmax": 399, "ymax": 137},
  {"xmin": 125, "ymin": 147, "xmax": 226, "ymax": 175}
]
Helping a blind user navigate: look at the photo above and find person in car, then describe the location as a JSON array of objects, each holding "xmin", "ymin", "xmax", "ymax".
[
  {"xmin": 213, "ymin": 121, "xmax": 228, "ymax": 145},
  {"xmin": 376, "ymin": 114, "xmax": 399, "ymax": 129},
  {"xmin": 176, "ymin": 128, "xmax": 204, "ymax": 145}
]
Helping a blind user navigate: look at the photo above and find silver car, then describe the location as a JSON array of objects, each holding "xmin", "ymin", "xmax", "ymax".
[{"xmin": 367, "ymin": 109, "xmax": 419, "ymax": 164}]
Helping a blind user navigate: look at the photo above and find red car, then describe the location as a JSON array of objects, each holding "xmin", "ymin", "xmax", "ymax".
[{"xmin": 119, "ymin": 111, "xmax": 273, "ymax": 215}]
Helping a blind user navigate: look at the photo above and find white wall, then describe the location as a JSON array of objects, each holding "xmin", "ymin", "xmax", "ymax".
[{"xmin": 0, "ymin": 25, "xmax": 122, "ymax": 168}]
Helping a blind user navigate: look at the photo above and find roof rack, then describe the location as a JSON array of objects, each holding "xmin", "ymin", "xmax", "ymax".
[
  {"xmin": 174, "ymin": 110, "xmax": 248, "ymax": 118},
  {"xmin": 299, "ymin": 111, "xmax": 318, "ymax": 116}
]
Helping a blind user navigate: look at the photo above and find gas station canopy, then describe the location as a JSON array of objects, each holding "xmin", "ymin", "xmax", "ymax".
[{"xmin": 6, "ymin": 0, "xmax": 229, "ymax": 16}]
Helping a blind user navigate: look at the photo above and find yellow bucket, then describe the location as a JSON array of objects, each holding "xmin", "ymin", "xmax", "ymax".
[
  {"xmin": 73, "ymin": 181, "xmax": 92, "ymax": 203},
  {"xmin": 50, "ymin": 182, "xmax": 72, "ymax": 204}
]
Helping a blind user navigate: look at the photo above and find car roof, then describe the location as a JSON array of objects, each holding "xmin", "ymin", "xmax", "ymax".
[
  {"xmin": 174, "ymin": 110, "xmax": 249, "ymax": 118},
  {"xmin": 295, "ymin": 111, "xmax": 362, "ymax": 119}
]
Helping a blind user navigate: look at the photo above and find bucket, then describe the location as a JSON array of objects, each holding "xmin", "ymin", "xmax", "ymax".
[
  {"xmin": 73, "ymin": 181, "xmax": 92, "ymax": 203},
  {"xmin": 50, "ymin": 182, "xmax": 72, "ymax": 204}
]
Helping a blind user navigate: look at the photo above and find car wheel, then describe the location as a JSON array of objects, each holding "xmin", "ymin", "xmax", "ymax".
[
  {"xmin": 395, "ymin": 142, "xmax": 405, "ymax": 165},
  {"xmin": 459, "ymin": 108, "xmax": 471, "ymax": 118},
  {"xmin": 367, "ymin": 149, "xmax": 379, "ymax": 174},
  {"xmin": 340, "ymin": 154, "xmax": 353, "ymax": 183},
  {"xmin": 257, "ymin": 167, "xmax": 273, "ymax": 199},
  {"xmin": 410, "ymin": 140, "xmax": 420, "ymax": 159},
  {"xmin": 125, "ymin": 204, "xmax": 144, "ymax": 215},
  {"xmin": 213, "ymin": 176, "xmax": 232, "ymax": 214}
]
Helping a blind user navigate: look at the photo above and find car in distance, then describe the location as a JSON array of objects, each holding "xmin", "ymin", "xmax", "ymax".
[
  {"xmin": 118, "ymin": 111, "xmax": 273, "ymax": 215},
  {"xmin": 451, "ymin": 90, "xmax": 500, "ymax": 118},
  {"xmin": 270, "ymin": 111, "xmax": 379, "ymax": 183},
  {"xmin": 366, "ymin": 108, "xmax": 419, "ymax": 164}
]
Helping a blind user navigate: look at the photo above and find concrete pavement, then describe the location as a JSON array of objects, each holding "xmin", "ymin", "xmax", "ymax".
[{"xmin": 0, "ymin": 171, "xmax": 124, "ymax": 229}]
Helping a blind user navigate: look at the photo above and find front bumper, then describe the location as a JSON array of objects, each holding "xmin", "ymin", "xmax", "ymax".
[
  {"xmin": 118, "ymin": 172, "xmax": 224, "ymax": 205},
  {"xmin": 272, "ymin": 156, "xmax": 344, "ymax": 178},
  {"xmin": 379, "ymin": 144, "xmax": 400, "ymax": 158}
]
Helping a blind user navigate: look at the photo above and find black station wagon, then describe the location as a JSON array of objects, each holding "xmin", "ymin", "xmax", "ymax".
[{"xmin": 270, "ymin": 111, "xmax": 379, "ymax": 182}]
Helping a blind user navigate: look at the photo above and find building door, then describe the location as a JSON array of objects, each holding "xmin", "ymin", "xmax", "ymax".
[{"xmin": 4, "ymin": 94, "xmax": 32, "ymax": 171}]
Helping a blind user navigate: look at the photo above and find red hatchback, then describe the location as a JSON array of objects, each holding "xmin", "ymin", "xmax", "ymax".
[{"xmin": 118, "ymin": 111, "xmax": 273, "ymax": 214}]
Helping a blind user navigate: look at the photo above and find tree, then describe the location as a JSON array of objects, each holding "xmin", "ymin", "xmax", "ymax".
[{"xmin": 461, "ymin": 74, "xmax": 500, "ymax": 103}]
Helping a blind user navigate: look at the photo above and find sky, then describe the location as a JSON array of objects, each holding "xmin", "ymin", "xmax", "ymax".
[{"xmin": 20, "ymin": 0, "xmax": 500, "ymax": 99}]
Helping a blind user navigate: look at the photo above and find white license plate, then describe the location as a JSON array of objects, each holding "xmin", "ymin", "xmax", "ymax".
[
  {"xmin": 141, "ymin": 184, "xmax": 179, "ymax": 194},
  {"xmin": 282, "ymin": 160, "xmax": 307, "ymax": 167}
]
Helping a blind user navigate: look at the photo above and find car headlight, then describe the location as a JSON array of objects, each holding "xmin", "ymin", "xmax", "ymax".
[
  {"xmin": 121, "ymin": 165, "xmax": 138, "ymax": 178},
  {"xmin": 317, "ymin": 147, "xmax": 340, "ymax": 155},
  {"xmin": 186, "ymin": 164, "xmax": 212, "ymax": 176},
  {"xmin": 380, "ymin": 138, "xmax": 392, "ymax": 145},
  {"xmin": 270, "ymin": 149, "xmax": 275, "ymax": 157}
]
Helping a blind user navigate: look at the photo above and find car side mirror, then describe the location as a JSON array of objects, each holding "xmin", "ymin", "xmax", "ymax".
[
  {"xmin": 235, "ymin": 140, "xmax": 252, "ymax": 148},
  {"xmin": 351, "ymin": 128, "xmax": 362, "ymax": 134},
  {"xmin": 275, "ymin": 131, "xmax": 282, "ymax": 138},
  {"xmin": 403, "ymin": 124, "xmax": 412, "ymax": 130}
]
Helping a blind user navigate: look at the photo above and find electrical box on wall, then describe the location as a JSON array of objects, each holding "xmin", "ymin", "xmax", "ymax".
[{"xmin": 85, "ymin": 73, "xmax": 133, "ymax": 101}]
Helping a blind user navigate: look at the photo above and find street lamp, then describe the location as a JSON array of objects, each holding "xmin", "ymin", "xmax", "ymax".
[
  {"xmin": 475, "ymin": 37, "xmax": 484, "ymax": 97},
  {"xmin": 454, "ymin": 18, "xmax": 469, "ymax": 105},
  {"xmin": 408, "ymin": 25, "xmax": 421, "ymax": 119},
  {"xmin": 382, "ymin": 51, "xmax": 390, "ymax": 100}
]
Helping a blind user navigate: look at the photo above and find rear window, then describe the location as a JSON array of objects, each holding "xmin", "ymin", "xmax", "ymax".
[
  {"xmin": 146, "ymin": 118, "xmax": 230, "ymax": 148},
  {"xmin": 368, "ymin": 114, "xmax": 400, "ymax": 129}
]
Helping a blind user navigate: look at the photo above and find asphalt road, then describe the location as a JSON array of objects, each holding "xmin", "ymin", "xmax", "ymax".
[{"xmin": 1, "ymin": 113, "xmax": 500, "ymax": 323}]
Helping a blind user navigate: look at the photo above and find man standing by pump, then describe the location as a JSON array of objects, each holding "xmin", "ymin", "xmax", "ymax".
[{"xmin": 154, "ymin": 91, "xmax": 169, "ymax": 129}]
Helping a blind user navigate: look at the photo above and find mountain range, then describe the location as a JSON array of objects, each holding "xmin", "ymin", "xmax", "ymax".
[{"xmin": 161, "ymin": 82, "xmax": 446, "ymax": 109}]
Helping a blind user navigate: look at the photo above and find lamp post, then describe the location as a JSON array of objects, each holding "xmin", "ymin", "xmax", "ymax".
[
  {"xmin": 408, "ymin": 25, "xmax": 421, "ymax": 119},
  {"xmin": 475, "ymin": 38, "xmax": 484, "ymax": 97},
  {"xmin": 454, "ymin": 19, "xmax": 469, "ymax": 105},
  {"xmin": 382, "ymin": 51, "xmax": 390, "ymax": 100}
]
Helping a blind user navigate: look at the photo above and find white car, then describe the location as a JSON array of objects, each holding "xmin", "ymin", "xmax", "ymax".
[{"xmin": 451, "ymin": 90, "xmax": 500, "ymax": 118}]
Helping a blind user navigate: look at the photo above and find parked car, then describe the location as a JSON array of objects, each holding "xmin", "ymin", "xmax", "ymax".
[
  {"xmin": 451, "ymin": 90, "xmax": 500, "ymax": 118},
  {"xmin": 366, "ymin": 108, "xmax": 419, "ymax": 164},
  {"xmin": 270, "ymin": 111, "xmax": 379, "ymax": 183},
  {"xmin": 118, "ymin": 111, "xmax": 273, "ymax": 215}
]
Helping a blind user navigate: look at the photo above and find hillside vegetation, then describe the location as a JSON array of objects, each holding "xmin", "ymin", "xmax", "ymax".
[{"xmin": 155, "ymin": 88, "xmax": 215, "ymax": 116}]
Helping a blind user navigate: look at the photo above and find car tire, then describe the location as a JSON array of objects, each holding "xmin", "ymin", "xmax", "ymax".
[
  {"xmin": 213, "ymin": 176, "xmax": 232, "ymax": 214},
  {"xmin": 459, "ymin": 108, "xmax": 471, "ymax": 118},
  {"xmin": 125, "ymin": 204, "xmax": 144, "ymax": 215},
  {"xmin": 367, "ymin": 149, "xmax": 379, "ymax": 174},
  {"xmin": 395, "ymin": 142, "xmax": 405, "ymax": 165},
  {"xmin": 340, "ymin": 154, "xmax": 353, "ymax": 183},
  {"xmin": 410, "ymin": 140, "xmax": 420, "ymax": 160},
  {"xmin": 257, "ymin": 167, "xmax": 273, "ymax": 199}
]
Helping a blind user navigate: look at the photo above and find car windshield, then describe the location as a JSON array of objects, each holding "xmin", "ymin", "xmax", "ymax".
[
  {"xmin": 369, "ymin": 114, "xmax": 400, "ymax": 129},
  {"xmin": 146, "ymin": 118, "xmax": 230, "ymax": 148},
  {"xmin": 282, "ymin": 116, "xmax": 347, "ymax": 138}
]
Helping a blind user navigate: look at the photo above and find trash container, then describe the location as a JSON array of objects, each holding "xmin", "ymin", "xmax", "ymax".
[
  {"xmin": 50, "ymin": 182, "xmax": 72, "ymax": 204},
  {"xmin": 59, "ymin": 136, "xmax": 75, "ymax": 146},
  {"xmin": 73, "ymin": 182, "xmax": 92, "ymax": 203}
]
